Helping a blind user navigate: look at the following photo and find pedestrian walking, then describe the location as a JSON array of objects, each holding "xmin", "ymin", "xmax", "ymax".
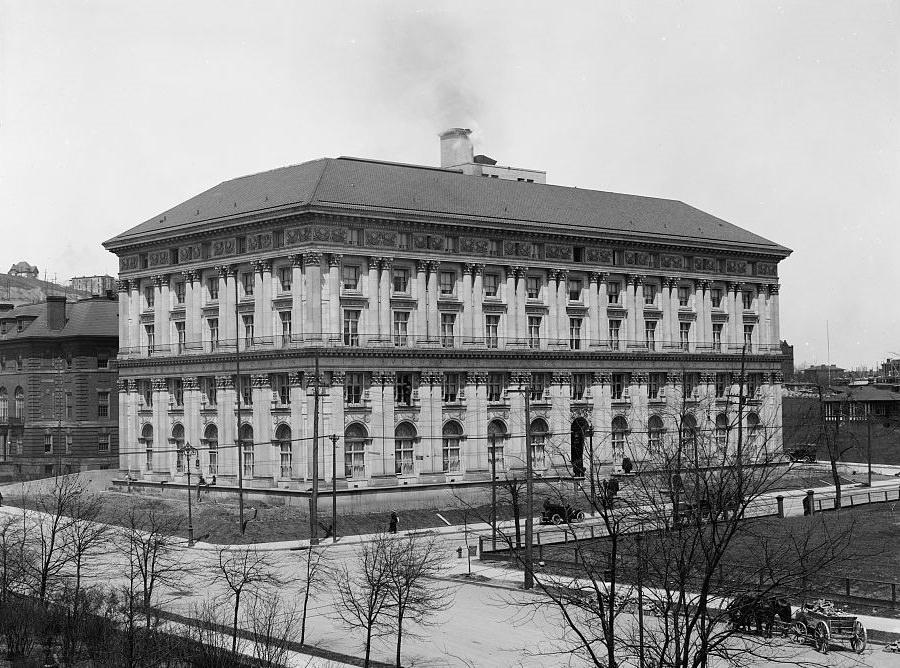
[
  {"xmin": 197, "ymin": 473, "xmax": 205, "ymax": 501},
  {"xmin": 389, "ymin": 509, "xmax": 399, "ymax": 533},
  {"xmin": 0, "ymin": 490, "xmax": 3, "ymax": 507}
]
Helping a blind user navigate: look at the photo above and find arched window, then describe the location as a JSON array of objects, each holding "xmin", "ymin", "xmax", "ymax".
[
  {"xmin": 715, "ymin": 414, "xmax": 728, "ymax": 450},
  {"xmin": 239, "ymin": 424, "xmax": 254, "ymax": 478},
  {"xmin": 746, "ymin": 413, "xmax": 761, "ymax": 447},
  {"xmin": 172, "ymin": 424, "xmax": 185, "ymax": 472},
  {"xmin": 648, "ymin": 415, "xmax": 665, "ymax": 452},
  {"xmin": 611, "ymin": 416, "xmax": 628, "ymax": 462},
  {"xmin": 0, "ymin": 388, "xmax": 7, "ymax": 420},
  {"xmin": 276, "ymin": 424, "xmax": 292, "ymax": 478},
  {"xmin": 487, "ymin": 420, "xmax": 507, "ymax": 470},
  {"xmin": 394, "ymin": 422, "xmax": 416, "ymax": 476},
  {"xmin": 570, "ymin": 418, "xmax": 590, "ymax": 478},
  {"xmin": 14, "ymin": 387, "xmax": 24, "ymax": 419},
  {"xmin": 530, "ymin": 418, "xmax": 549, "ymax": 469},
  {"xmin": 204, "ymin": 424, "xmax": 218, "ymax": 475},
  {"xmin": 680, "ymin": 414, "xmax": 698, "ymax": 459},
  {"xmin": 344, "ymin": 423, "xmax": 367, "ymax": 479},
  {"xmin": 141, "ymin": 424, "xmax": 154, "ymax": 472},
  {"xmin": 442, "ymin": 421, "xmax": 463, "ymax": 473}
]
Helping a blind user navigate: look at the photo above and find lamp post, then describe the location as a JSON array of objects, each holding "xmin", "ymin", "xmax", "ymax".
[
  {"xmin": 330, "ymin": 433, "xmax": 338, "ymax": 543},
  {"xmin": 178, "ymin": 441, "xmax": 198, "ymax": 547},
  {"xmin": 636, "ymin": 532, "xmax": 645, "ymax": 668},
  {"xmin": 587, "ymin": 425, "xmax": 595, "ymax": 509},
  {"xmin": 490, "ymin": 432, "xmax": 497, "ymax": 551}
]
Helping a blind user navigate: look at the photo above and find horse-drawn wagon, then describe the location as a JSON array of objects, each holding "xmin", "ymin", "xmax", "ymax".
[{"xmin": 790, "ymin": 599, "xmax": 866, "ymax": 654}]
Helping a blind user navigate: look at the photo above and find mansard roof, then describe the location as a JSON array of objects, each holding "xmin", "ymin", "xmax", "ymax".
[
  {"xmin": 0, "ymin": 298, "xmax": 118, "ymax": 342},
  {"xmin": 104, "ymin": 157, "xmax": 791, "ymax": 256}
]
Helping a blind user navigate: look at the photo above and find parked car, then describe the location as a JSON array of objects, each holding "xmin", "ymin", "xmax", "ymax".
[
  {"xmin": 788, "ymin": 445, "xmax": 817, "ymax": 463},
  {"xmin": 540, "ymin": 499, "xmax": 586, "ymax": 525}
]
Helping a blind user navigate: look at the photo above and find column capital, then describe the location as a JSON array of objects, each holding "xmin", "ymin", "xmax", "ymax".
[
  {"xmin": 288, "ymin": 253, "xmax": 304, "ymax": 268},
  {"xmin": 699, "ymin": 372, "xmax": 715, "ymax": 384},
  {"xmin": 378, "ymin": 256, "xmax": 394, "ymax": 270},
  {"xmin": 426, "ymin": 260, "xmax": 440, "ymax": 273},
  {"xmin": 251, "ymin": 374, "xmax": 270, "ymax": 389},
  {"xmin": 509, "ymin": 371, "xmax": 531, "ymax": 387},
  {"xmin": 252, "ymin": 259, "xmax": 272, "ymax": 274},
  {"xmin": 556, "ymin": 269, "xmax": 569, "ymax": 282},
  {"xmin": 117, "ymin": 378, "xmax": 130, "ymax": 392},
  {"xmin": 116, "ymin": 279, "xmax": 131, "ymax": 292},
  {"xmin": 151, "ymin": 377, "xmax": 167, "ymax": 392},
  {"xmin": 303, "ymin": 251, "xmax": 322, "ymax": 266},
  {"xmin": 666, "ymin": 372, "xmax": 682, "ymax": 385},
  {"xmin": 551, "ymin": 372, "xmax": 571, "ymax": 385},
  {"xmin": 728, "ymin": 281, "xmax": 743, "ymax": 293},
  {"xmin": 152, "ymin": 274, "xmax": 168, "ymax": 288},
  {"xmin": 472, "ymin": 263, "xmax": 485, "ymax": 276},
  {"xmin": 632, "ymin": 372, "xmax": 648, "ymax": 385},
  {"xmin": 664, "ymin": 276, "xmax": 679, "ymax": 288},
  {"xmin": 331, "ymin": 370, "xmax": 346, "ymax": 386},
  {"xmin": 181, "ymin": 270, "xmax": 197, "ymax": 283},
  {"xmin": 328, "ymin": 253, "xmax": 343, "ymax": 268},
  {"xmin": 595, "ymin": 372, "xmax": 611, "ymax": 385},
  {"xmin": 768, "ymin": 283, "xmax": 780, "ymax": 295},
  {"xmin": 415, "ymin": 259, "xmax": 428, "ymax": 273},
  {"xmin": 369, "ymin": 256, "xmax": 382, "ymax": 270},
  {"xmin": 215, "ymin": 264, "xmax": 233, "ymax": 278},
  {"xmin": 508, "ymin": 265, "xmax": 526, "ymax": 278},
  {"xmin": 289, "ymin": 371, "xmax": 304, "ymax": 387},
  {"xmin": 215, "ymin": 375, "xmax": 234, "ymax": 390},
  {"xmin": 698, "ymin": 279, "xmax": 711, "ymax": 290},
  {"xmin": 628, "ymin": 274, "xmax": 645, "ymax": 286},
  {"xmin": 462, "ymin": 262, "xmax": 475, "ymax": 274},
  {"xmin": 182, "ymin": 376, "xmax": 200, "ymax": 391},
  {"xmin": 772, "ymin": 371, "xmax": 784, "ymax": 383},
  {"xmin": 469, "ymin": 371, "xmax": 488, "ymax": 385}
]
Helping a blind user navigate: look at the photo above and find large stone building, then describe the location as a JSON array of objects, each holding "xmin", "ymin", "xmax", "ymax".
[
  {"xmin": 0, "ymin": 295, "xmax": 119, "ymax": 478},
  {"xmin": 103, "ymin": 130, "xmax": 791, "ymax": 490}
]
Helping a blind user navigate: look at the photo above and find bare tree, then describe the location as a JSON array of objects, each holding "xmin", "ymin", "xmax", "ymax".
[
  {"xmin": 298, "ymin": 546, "xmax": 328, "ymax": 647},
  {"xmin": 211, "ymin": 546, "xmax": 284, "ymax": 654},
  {"xmin": 247, "ymin": 591, "xmax": 299, "ymax": 668},
  {"xmin": 184, "ymin": 597, "xmax": 245, "ymax": 668},
  {"xmin": 382, "ymin": 532, "xmax": 454, "ymax": 667},
  {"xmin": 332, "ymin": 532, "xmax": 393, "ymax": 667},
  {"xmin": 497, "ymin": 474, "xmax": 526, "ymax": 548},
  {"xmin": 0, "ymin": 514, "xmax": 26, "ymax": 605}
]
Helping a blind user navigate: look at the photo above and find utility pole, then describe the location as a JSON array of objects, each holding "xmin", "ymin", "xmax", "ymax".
[
  {"xmin": 866, "ymin": 415, "xmax": 873, "ymax": 488},
  {"xmin": 524, "ymin": 382, "xmax": 534, "ymax": 590},
  {"xmin": 234, "ymin": 271, "xmax": 245, "ymax": 533},
  {"xmin": 636, "ymin": 532, "xmax": 645, "ymax": 668},
  {"xmin": 54, "ymin": 354, "xmax": 65, "ymax": 478},
  {"xmin": 490, "ymin": 432, "xmax": 497, "ymax": 551},
  {"xmin": 310, "ymin": 355, "xmax": 320, "ymax": 546},
  {"xmin": 588, "ymin": 426, "xmax": 595, "ymax": 509},
  {"xmin": 330, "ymin": 432, "xmax": 338, "ymax": 543}
]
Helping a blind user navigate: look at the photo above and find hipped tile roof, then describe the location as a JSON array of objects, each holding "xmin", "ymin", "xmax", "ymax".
[{"xmin": 0, "ymin": 298, "xmax": 118, "ymax": 341}]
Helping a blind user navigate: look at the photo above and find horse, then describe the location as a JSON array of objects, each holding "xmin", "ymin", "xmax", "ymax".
[
  {"xmin": 727, "ymin": 595, "xmax": 758, "ymax": 633},
  {"xmin": 755, "ymin": 597, "xmax": 792, "ymax": 638}
]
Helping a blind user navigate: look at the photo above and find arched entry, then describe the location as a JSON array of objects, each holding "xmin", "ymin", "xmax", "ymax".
[
  {"xmin": 571, "ymin": 418, "xmax": 590, "ymax": 478},
  {"xmin": 487, "ymin": 419, "xmax": 507, "ymax": 471}
]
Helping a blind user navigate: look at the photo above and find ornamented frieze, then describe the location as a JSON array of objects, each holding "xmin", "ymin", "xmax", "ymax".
[
  {"xmin": 247, "ymin": 233, "xmax": 273, "ymax": 252},
  {"xmin": 660, "ymin": 254, "xmax": 684, "ymax": 270},
  {"xmin": 757, "ymin": 262, "xmax": 778, "ymax": 277},
  {"xmin": 692, "ymin": 256, "xmax": 716, "ymax": 272},
  {"xmin": 395, "ymin": 411, "xmax": 420, "ymax": 424},
  {"xmin": 586, "ymin": 247, "xmax": 612, "ymax": 264},
  {"xmin": 459, "ymin": 237, "xmax": 490, "ymax": 254},
  {"xmin": 212, "ymin": 238, "xmax": 238, "ymax": 257},
  {"xmin": 365, "ymin": 230, "xmax": 397, "ymax": 247},
  {"xmin": 726, "ymin": 260, "xmax": 748, "ymax": 275},
  {"xmin": 119, "ymin": 255, "xmax": 140, "ymax": 272},
  {"xmin": 414, "ymin": 234, "xmax": 444, "ymax": 251},
  {"xmin": 624, "ymin": 251, "xmax": 652, "ymax": 268},
  {"xmin": 148, "ymin": 250, "xmax": 172, "ymax": 268},
  {"xmin": 285, "ymin": 227, "xmax": 305, "ymax": 245},
  {"xmin": 178, "ymin": 244, "xmax": 203, "ymax": 263},
  {"xmin": 545, "ymin": 244, "xmax": 572, "ymax": 261},
  {"xmin": 504, "ymin": 241, "xmax": 532, "ymax": 258}
]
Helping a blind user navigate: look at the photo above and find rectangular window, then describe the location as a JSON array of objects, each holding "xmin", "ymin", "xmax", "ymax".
[
  {"xmin": 744, "ymin": 324, "xmax": 754, "ymax": 348},
  {"xmin": 279, "ymin": 312, "xmax": 292, "ymax": 345},
  {"xmin": 644, "ymin": 284, "xmax": 657, "ymax": 306},
  {"xmin": 145, "ymin": 325, "xmax": 155, "ymax": 354},
  {"xmin": 442, "ymin": 435, "xmax": 460, "ymax": 473},
  {"xmin": 65, "ymin": 392, "xmax": 73, "ymax": 419},
  {"xmin": 395, "ymin": 435, "xmax": 414, "ymax": 476},
  {"xmin": 439, "ymin": 271, "xmax": 455, "ymax": 296},
  {"xmin": 201, "ymin": 376, "xmax": 217, "ymax": 407},
  {"xmin": 441, "ymin": 313, "xmax": 456, "ymax": 348},
  {"xmin": 98, "ymin": 391, "xmax": 110, "ymax": 418},
  {"xmin": 174, "ymin": 281, "xmax": 186, "ymax": 305},
  {"xmin": 97, "ymin": 355, "xmax": 108, "ymax": 369},
  {"xmin": 398, "ymin": 232, "xmax": 411, "ymax": 250},
  {"xmin": 715, "ymin": 372, "xmax": 730, "ymax": 399},
  {"xmin": 679, "ymin": 322, "xmax": 691, "ymax": 350},
  {"xmin": 242, "ymin": 314, "xmax": 254, "ymax": 347},
  {"xmin": 393, "ymin": 311, "xmax": 409, "ymax": 346},
  {"xmin": 530, "ymin": 243, "xmax": 543, "ymax": 260},
  {"xmin": 44, "ymin": 433, "xmax": 53, "ymax": 454},
  {"xmin": 649, "ymin": 373, "xmax": 666, "ymax": 400},
  {"xmin": 442, "ymin": 373, "xmax": 460, "ymax": 403},
  {"xmin": 526, "ymin": 276, "xmax": 541, "ymax": 299},
  {"xmin": 345, "ymin": 440, "xmax": 365, "ymax": 478},
  {"xmin": 345, "ymin": 373, "xmax": 365, "ymax": 405},
  {"xmin": 489, "ymin": 239, "xmax": 501, "ymax": 256},
  {"xmin": 483, "ymin": 274, "xmax": 499, "ymax": 297},
  {"xmin": 238, "ymin": 375, "xmax": 252, "ymax": 407},
  {"xmin": 278, "ymin": 266, "xmax": 292, "ymax": 293},
  {"xmin": 569, "ymin": 317, "xmax": 582, "ymax": 350},
  {"xmin": 243, "ymin": 448, "xmax": 254, "ymax": 479},
  {"xmin": 140, "ymin": 380, "xmax": 153, "ymax": 408},
  {"xmin": 175, "ymin": 321, "xmax": 186, "ymax": 353},
  {"xmin": 98, "ymin": 434, "xmax": 110, "ymax": 452},
  {"xmin": 171, "ymin": 378, "xmax": 184, "ymax": 408},
  {"xmin": 529, "ymin": 373, "xmax": 547, "ymax": 402},
  {"xmin": 445, "ymin": 236, "xmax": 458, "ymax": 252},
  {"xmin": 611, "ymin": 373, "xmax": 627, "ymax": 401},
  {"xmin": 712, "ymin": 323, "xmax": 724, "ymax": 351},
  {"xmin": 207, "ymin": 277, "xmax": 219, "ymax": 301},
  {"xmin": 710, "ymin": 288, "xmax": 723, "ymax": 308},
  {"xmin": 684, "ymin": 373, "xmax": 699, "ymax": 398},
  {"xmin": 571, "ymin": 373, "xmax": 590, "ymax": 401},
  {"xmin": 65, "ymin": 432, "xmax": 72, "ymax": 453},
  {"xmin": 280, "ymin": 444, "xmax": 292, "ymax": 478},
  {"xmin": 742, "ymin": 291, "xmax": 754, "ymax": 310},
  {"xmin": 645, "ymin": 320, "xmax": 657, "ymax": 348},
  {"xmin": 607, "ymin": 282, "xmax": 621, "ymax": 304},
  {"xmin": 608, "ymin": 319, "xmax": 621, "ymax": 348},
  {"xmin": 394, "ymin": 373, "xmax": 413, "ymax": 406},
  {"xmin": 678, "ymin": 286, "xmax": 691, "ymax": 307},
  {"xmin": 241, "ymin": 272, "xmax": 254, "ymax": 297},
  {"xmin": 208, "ymin": 318, "xmax": 219, "ymax": 351},
  {"xmin": 527, "ymin": 316, "xmax": 542, "ymax": 349},
  {"xmin": 393, "ymin": 268, "xmax": 410, "ymax": 294},
  {"xmin": 487, "ymin": 373, "xmax": 504, "ymax": 402},
  {"xmin": 568, "ymin": 279, "xmax": 583, "ymax": 302},
  {"xmin": 342, "ymin": 265, "xmax": 361, "ymax": 291},
  {"xmin": 272, "ymin": 373, "xmax": 290, "ymax": 406},
  {"xmin": 144, "ymin": 286, "xmax": 155, "ymax": 309},
  {"xmin": 573, "ymin": 246, "xmax": 585, "ymax": 263},
  {"xmin": 485, "ymin": 314, "xmax": 500, "ymax": 349},
  {"xmin": 343, "ymin": 310, "xmax": 360, "ymax": 346},
  {"xmin": 349, "ymin": 228, "xmax": 363, "ymax": 246}
]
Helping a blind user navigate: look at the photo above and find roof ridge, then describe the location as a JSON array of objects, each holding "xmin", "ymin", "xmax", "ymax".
[{"xmin": 307, "ymin": 158, "xmax": 333, "ymax": 206}]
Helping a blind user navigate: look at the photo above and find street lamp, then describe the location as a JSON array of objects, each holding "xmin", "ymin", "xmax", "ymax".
[
  {"xmin": 586, "ymin": 424, "xmax": 595, "ymax": 509},
  {"xmin": 178, "ymin": 441, "xmax": 198, "ymax": 547}
]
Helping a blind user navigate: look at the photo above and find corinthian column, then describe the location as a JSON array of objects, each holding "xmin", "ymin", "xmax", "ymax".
[
  {"xmin": 304, "ymin": 252, "xmax": 323, "ymax": 341},
  {"xmin": 327, "ymin": 254, "xmax": 342, "ymax": 342},
  {"xmin": 472, "ymin": 264, "xmax": 484, "ymax": 345}
]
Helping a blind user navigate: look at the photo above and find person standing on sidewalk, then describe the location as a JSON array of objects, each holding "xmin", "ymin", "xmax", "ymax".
[{"xmin": 389, "ymin": 510, "xmax": 399, "ymax": 533}]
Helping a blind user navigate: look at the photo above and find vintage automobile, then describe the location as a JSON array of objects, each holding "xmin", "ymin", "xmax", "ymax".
[{"xmin": 540, "ymin": 499, "xmax": 586, "ymax": 525}]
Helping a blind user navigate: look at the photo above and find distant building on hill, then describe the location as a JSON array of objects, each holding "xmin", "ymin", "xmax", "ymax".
[
  {"xmin": 8, "ymin": 261, "xmax": 39, "ymax": 279},
  {"xmin": 71, "ymin": 275, "xmax": 116, "ymax": 295},
  {"xmin": 780, "ymin": 340, "xmax": 794, "ymax": 381},
  {"xmin": 798, "ymin": 364, "xmax": 845, "ymax": 386}
]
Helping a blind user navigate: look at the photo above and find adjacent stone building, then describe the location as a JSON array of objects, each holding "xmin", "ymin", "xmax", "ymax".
[
  {"xmin": 0, "ymin": 296, "xmax": 119, "ymax": 478},
  {"xmin": 103, "ymin": 130, "xmax": 791, "ymax": 490}
]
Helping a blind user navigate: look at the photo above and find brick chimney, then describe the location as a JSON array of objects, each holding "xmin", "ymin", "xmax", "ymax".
[{"xmin": 47, "ymin": 295, "xmax": 67, "ymax": 331}]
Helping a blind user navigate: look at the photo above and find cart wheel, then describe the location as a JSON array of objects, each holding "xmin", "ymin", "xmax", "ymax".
[
  {"xmin": 851, "ymin": 621, "xmax": 867, "ymax": 654},
  {"xmin": 575, "ymin": 510, "xmax": 586, "ymax": 521},
  {"xmin": 814, "ymin": 622, "xmax": 829, "ymax": 653},
  {"xmin": 551, "ymin": 513, "xmax": 563, "ymax": 526},
  {"xmin": 791, "ymin": 622, "xmax": 807, "ymax": 644}
]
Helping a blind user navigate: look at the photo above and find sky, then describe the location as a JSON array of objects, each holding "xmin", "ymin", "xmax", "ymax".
[{"xmin": 0, "ymin": 1, "xmax": 897, "ymax": 370}]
